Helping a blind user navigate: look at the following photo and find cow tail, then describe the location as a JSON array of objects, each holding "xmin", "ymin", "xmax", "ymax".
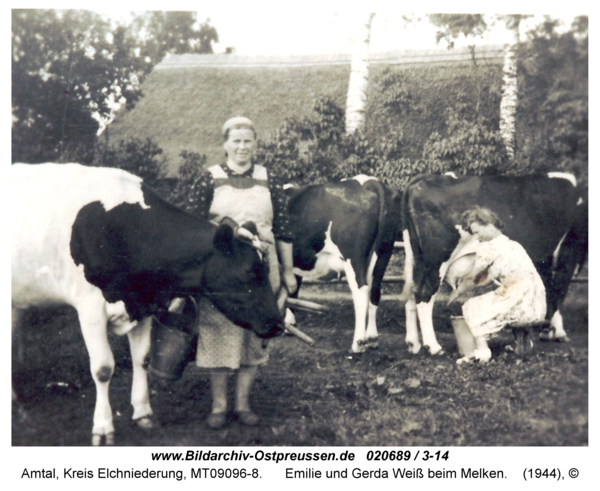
[
  {"xmin": 369, "ymin": 179, "xmax": 388, "ymax": 253},
  {"xmin": 549, "ymin": 199, "xmax": 588, "ymax": 312},
  {"xmin": 365, "ymin": 179, "xmax": 399, "ymax": 305},
  {"xmin": 399, "ymin": 178, "xmax": 416, "ymax": 301}
]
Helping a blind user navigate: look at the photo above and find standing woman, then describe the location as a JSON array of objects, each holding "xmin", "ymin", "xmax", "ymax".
[
  {"xmin": 448, "ymin": 206, "xmax": 547, "ymax": 364},
  {"xmin": 190, "ymin": 117, "xmax": 297, "ymax": 428}
]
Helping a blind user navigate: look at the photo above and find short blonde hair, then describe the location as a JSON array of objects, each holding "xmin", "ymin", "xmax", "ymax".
[{"xmin": 222, "ymin": 116, "xmax": 256, "ymax": 141}]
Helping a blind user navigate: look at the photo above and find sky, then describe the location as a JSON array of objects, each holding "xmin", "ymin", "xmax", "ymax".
[{"xmin": 84, "ymin": 1, "xmax": 588, "ymax": 56}]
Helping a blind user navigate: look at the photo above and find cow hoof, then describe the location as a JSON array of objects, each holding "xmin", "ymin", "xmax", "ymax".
[
  {"xmin": 366, "ymin": 339, "xmax": 379, "ymax": 350},
  {"xmin": 426, "ymin": 345, "xmax": 445, "ymax": 356},
  {"xmin": 539, "ymin": 331, "xmax": 570, "ymax": 343},
  {"xmin": 135, "ymin": 416, "xmax": 154, "ymax": 430},
  {"xmin": 351, "ymin": 339, "xmax": 370, "ymax": 353},
  {"xmin": 406, "ymin": 342, "xmax": 421, "ymax": 355},
  {"xmin": 91, "ymin": 432, "xmax": 115, "ymax": 446}
]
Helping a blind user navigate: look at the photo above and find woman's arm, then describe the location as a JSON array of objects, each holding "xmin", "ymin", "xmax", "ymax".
[
  {"xmin": 447, "ymin": 263, "xmax": 489, "ymax": 304},
  {"xmin": 276, "ymin": 239, "xmax": 297, "ymax": 294},
  {"xmin": 267, "ymin": 170, "xmax": 296, "ymax": 294}
]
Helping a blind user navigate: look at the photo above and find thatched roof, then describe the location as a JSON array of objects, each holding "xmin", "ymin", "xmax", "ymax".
[{"xmin": 107, "ymin": 45, "xmax": 503, "ymax": 175}]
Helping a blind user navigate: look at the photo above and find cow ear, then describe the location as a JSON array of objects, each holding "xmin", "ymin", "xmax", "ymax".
[{"xmin": 214, "ymin": 221, "xmax": 235, "ymax": 256}]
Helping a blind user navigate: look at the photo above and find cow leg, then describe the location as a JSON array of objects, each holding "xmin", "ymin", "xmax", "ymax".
[
  {"xmin": 550, "ymin": 310, "xmax": 569, "ymax": 341},
  {"xmin": 540, "ymin": 310, "xmax": 570, "ymax": 342},
  {"xmin": 404, "ymin": 294, "xmax": 444, "ymax": 355},
  {"xmin": 366, "ymin": 304, "xmax": 379, "ymax": 348},
  {"xmin": 365, "ymin": 252, "xmax": 379, "ymax": 349},
  {"xmin": 126, "ymin": 316, "xmax": 153, "ymax": 428},
  {"xmin": 401, "ymin": 228, "xmax": 444, "ymax": 356},
  {"xmin": 402, "ymin": 229, "xmax": 422, "ymax": 354},
  {"xmin": 404, "ymin": 295, "xmax": 421, "ymax": 354},
  {"xmin": 416, "ymin": 296, "xmax": 444, "ymax": 355},
  {"xmin": 77, "ymin": 303, "xmax": 115, "ymax": 446},
  {"xmin": 344, "ymin": 260, "xmax": 370, "ymax": 353}
]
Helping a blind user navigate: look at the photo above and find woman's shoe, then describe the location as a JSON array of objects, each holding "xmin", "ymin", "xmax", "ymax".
[
  {"xmin": 235, "ymin": 410, "xmax": 260, "ymax": 426},
  {"xmin": 456, "ymin": 348, "xmax": 492, "ymax": 365},
  {"xmin": 206, "ymin": 412, "xmax": 227, "ymax": 429},
  {"xmin": 473, "ymin": 348, "xmax": 492, "ymax": 362},
  {"xmin": 456, "ymin": 354, "xmax": 476, "ymax": 365}
]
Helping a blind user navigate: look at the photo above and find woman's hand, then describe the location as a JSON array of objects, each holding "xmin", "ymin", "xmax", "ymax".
[
  {"xmin": 447, "ymin": 277, "xmax": 475, "ymax": 305},
  {"xmin": 282, "ymin": 269, "xmax": 297, "ymax": 295}
]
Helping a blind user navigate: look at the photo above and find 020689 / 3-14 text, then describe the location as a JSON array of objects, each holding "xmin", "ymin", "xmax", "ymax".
[{"xmin": 366, "ymin": 450, "xmax": 450, "ymax": 461}]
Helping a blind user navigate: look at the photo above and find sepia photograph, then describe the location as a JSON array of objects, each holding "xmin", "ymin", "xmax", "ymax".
[{"xmin": 10, "ymin": 1, "xmax": 590, "ymax": 470}]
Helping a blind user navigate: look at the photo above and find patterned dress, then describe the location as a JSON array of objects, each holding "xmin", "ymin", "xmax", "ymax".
[
  {"xmin": 191, "ymin": 163, "xmax": 293, "ymax": 370},
  {"xmin": 462, "ymin": 234, "xmax": 546, "ymax": 338}
]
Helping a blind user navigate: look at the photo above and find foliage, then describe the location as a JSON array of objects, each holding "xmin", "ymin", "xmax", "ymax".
[
  {"xmin": 256, "ymin": 16, "xmax": 586, "ymax": 188},
  {"xmin": 423, "ymin": 113, "xmax": 508, "ymax": 175},
  {"xmin": 423, "ymin": 14, "xmax": 587, "ymax": 185},
  {"xmin": 12, "ymin": 10, "xmax": 121, "ymax": 163},
  {"xmin": 427, "ymin": 14, "xmax": 530, "ymax": 49},
  {"xmin": 130, "ymin": 11, "xmax": 219, "ymax": 64},
  {"xmin": 258, "ymin": 60, "xmax": 507, "ymax": 188},
  {"xmin": 12, "ymin": 9, "xmax": 219, "ymax": 164},
  {"xmin": 427, "ymin": 14, "xmax": 488, "ymax": 47},
  {"xmin": 91, "ymin": 137, "xmax": 169, "ymax": 194},
  {"xmin": 366, "ymin": 64, "xmax": 503, "ymax": 164},
  {"xmin": 257, "ymin": 98, "xmax": 345, "ymax": 185},
  {"xmin": 516, "ymin": 17, "xmax": 588, "ymax": 190},
  {"xmin": 169, "ymin": 151, "xmax": 208, "ymax": 213},
  {"xmin": 256, "ymin": 96, "xmax": 441, "ymax": 189}
]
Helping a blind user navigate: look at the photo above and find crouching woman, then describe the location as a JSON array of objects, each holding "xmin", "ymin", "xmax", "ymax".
[{"xmin": 448, "ymin": 206, "xmax": 546, "ymax": 364}]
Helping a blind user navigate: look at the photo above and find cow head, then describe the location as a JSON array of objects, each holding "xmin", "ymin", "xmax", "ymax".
[{"xmin": 201, "ymin": 220, "xmax": 284, "ymax": 339}]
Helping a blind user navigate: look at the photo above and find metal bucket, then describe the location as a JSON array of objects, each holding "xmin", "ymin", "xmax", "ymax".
[
  {"xmin": 148, "ymin": 297, "xmax": 198, "ymax": 380},
  {"xmin": 450, "ymin": 316, "xmax": 476, "ymax": 357}
]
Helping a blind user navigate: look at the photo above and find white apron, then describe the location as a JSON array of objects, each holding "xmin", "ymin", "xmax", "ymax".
[{"xmin": 196, "ymin": 164, "xmax": 279, "ymax": 369}]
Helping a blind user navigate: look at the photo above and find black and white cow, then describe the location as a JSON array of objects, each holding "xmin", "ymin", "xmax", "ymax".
[
  {"xmin": 401, "ymin": 173, "xmax": 587, "ymax": 355},
  {"xmin": 12, "ymin": 163, "xmax": 284, "ymax": 444},
  {"xmin": 286, "ymin": 176, "xmax": 402, "ymax": 352}
]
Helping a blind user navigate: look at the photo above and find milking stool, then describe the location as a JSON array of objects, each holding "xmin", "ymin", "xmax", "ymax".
[{"xmin": 509, "ymin": 320, "xmax": 550, "ymax": 357}]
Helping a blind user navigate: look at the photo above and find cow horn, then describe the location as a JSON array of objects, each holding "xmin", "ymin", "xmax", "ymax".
[{"xmin": 235, "ymin": 227, "xmax": 267, "ymax": 252}]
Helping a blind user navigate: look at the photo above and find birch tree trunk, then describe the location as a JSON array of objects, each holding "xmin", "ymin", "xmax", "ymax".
[
  {"xmin": 499, "ymin": 15, "xmax": 521, "ymax": 163},
  {"xmin": 345, "ymin": 13, "xmax": 375, "ymax": 135}
]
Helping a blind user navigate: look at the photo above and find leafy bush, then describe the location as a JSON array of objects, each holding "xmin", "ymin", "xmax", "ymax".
[
  {"xmin": 91, "ymin": 137, "xmax": 170, "ymax": 196},
  {"xmin": 258, "ymin": 24, "xmax": 586, "ymax": 190},
  {"xmin": 258, "ymin": 94, "xmax": 489, "ymax": 190},
  {"xmin": 169, "ymin": 150, "xmax": 207, "ymax": 213},
  {"xmin": 517, "ymin": 20, "xmax": 588, "ymax": 190},
  {"xmin": 422, "ymin": 113, "xmax": 509, "ymax": 175},
  {"xmin": 366, "ymin": 64, "xmax": 503, "ymax": 162}
]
